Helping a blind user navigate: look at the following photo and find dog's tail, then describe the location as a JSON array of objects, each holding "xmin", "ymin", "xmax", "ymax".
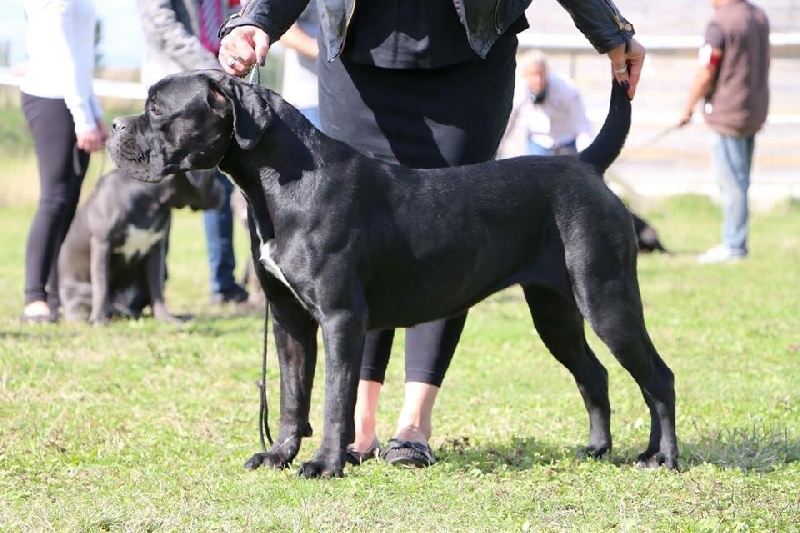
[{"xmin": 578, "ymin": 80, "xmax": 631, "ymax": 174}]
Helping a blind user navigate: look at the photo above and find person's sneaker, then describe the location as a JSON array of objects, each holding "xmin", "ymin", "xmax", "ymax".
[
  {"xmin": 210, "ymin": 284, "xmax": 249, "ymax": 305},
  {"xmin": 697, "ymin": 244, "xmax": 747, "ymax": 264}
]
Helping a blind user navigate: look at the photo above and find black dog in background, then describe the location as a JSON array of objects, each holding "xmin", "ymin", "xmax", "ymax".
[
  {"xmin": 58, "ymin": 168, "xmax": 224, "ymax": 324},
  {"xmin": 108, "ymin": 70, "xmax": 678, "ymax": 478},
  {"xmin": 631, "ymin": 212, "xmax": 668, "ymax": 253}
]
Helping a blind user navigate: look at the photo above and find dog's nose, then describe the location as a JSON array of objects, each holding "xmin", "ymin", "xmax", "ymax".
[{"xmin": 111, "ymin": 119, "xmax": 125, "ymax": 132}]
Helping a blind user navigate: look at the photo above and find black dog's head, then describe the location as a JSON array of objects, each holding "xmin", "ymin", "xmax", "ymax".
[{"xmin": 108, "ymin": 70, "xmax": 273, "ymax": 183}]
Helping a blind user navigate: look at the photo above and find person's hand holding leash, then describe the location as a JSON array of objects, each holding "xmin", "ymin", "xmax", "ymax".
[
  {"xmin": 607, "ymin": 37, "xmax": 646, "ymax": 100},
  {"xmin": 77, "ymin": 118, "xmax": 108, "ymax": 153},
  {"xmin": 219, "ymin": 26, "xmax": 270, "ymax": 76},
  {"xmin": 678, "ymin": 108, "xmax": 694, "ymax": 128}
]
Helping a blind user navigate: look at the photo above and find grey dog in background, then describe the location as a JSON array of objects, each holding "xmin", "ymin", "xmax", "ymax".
[
  {"xmin": 58, "ymin": 168, "xmax": 224, "ymax": 324},
  {"xmin": 108, "ymin": 70, "xmax": 678, "ymax": 478}
]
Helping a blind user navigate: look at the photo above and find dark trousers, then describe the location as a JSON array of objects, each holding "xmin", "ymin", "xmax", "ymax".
[
  {"xmin": 318, "ymin": 35, "xmax": 518, "ymax": 387},
  {"xmin": 22, "ymin": 93, "xmax": 89, "ymax": 309}
]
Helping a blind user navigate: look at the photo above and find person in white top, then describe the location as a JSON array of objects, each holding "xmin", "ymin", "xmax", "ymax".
[
  {"xmin": 20, "ymin": 0, "xmax": 108, "ymax": 323},
  {"xmin": 499, "ymin": 49, "xmax": 593, "ymax": 158}
]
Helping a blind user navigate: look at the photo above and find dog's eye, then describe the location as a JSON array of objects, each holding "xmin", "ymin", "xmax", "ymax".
[{"xmin": 151, "ymin": 107, "xmax": 162, "ymax": 117}]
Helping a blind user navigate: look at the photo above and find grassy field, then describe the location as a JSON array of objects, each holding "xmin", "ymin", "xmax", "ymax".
[{"xmin": 1, "ymin": 150, "xmax": 799, "ymax": 531}]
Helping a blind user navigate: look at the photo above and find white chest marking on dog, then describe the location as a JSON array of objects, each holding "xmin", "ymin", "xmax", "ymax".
[
  {"xmin": 260, "ymin": 240, "xmax": 303, "ymax": 301},
  {"xmin": 116, "ymin": 225, "xmax": 164, "ymax": 261}
]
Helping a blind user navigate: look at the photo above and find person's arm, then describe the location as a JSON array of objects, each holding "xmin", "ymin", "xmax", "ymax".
[
  {"xmin": 680, "ymin": 24, "xmax": 724, "ymax": 126},
  {"xmin": 555, "ymin": 0, "xmax": 633, "ymax": 54},
  {"xmin": 222, "ymin": 0, "xmax": 310, "ymax": 47},
  {"xmin": 217, "ymin": 0, "xmax": 310, "ymax": 75},
  {"xmin": 555, "ymin": 0, "xmax": 644, "ymax": 99},
  {"xmin": 43, "ymin": 1, "xmax": 94, "ymax": 132},
  {"xmin": 497, "ymin": 74, "xmax": 532, "ymax": 159},
  {"xmin": 39, "ymin": 0, "xmax": 105, "ymax": 151},
  {"xmin": 680, "ymin": 56, "xmax": 719, "ymax": 126},
  {"xmin": 136, "ymin": 0, "xmax": 219, "ymax": 70},
  {"xmin": 280, "ymin": 24, "xmax": 319, "ymax": 60}
]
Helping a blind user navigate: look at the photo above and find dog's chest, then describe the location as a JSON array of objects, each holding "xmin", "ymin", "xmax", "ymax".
[
  {"xmin": 115, "ymin": 224, "xmax": 165, "ymax": 261},
  {"xmin": 260, "ymin": 240, "xmax": 304, "ymax": 303}
]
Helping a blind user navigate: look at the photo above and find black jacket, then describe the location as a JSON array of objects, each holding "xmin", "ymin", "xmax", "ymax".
[{"xmin": 221, "ymin": 0, "xmax": 635, "ymax": 61}]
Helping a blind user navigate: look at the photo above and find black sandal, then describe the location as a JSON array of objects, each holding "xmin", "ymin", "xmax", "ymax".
[
  {"xmin": 345, "ymin": 437, "xmax": 381, "ymax": 465},
  {"xmin": 381, "ymin": 438, "xmax": 436, "ymax": 468}
]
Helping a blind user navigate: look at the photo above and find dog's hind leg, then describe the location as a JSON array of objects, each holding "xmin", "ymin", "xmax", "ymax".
[
  {"xmin": 522, "ymin": 285, "xmax": 612, "ymax": 459},
  {"xmin": 576, "ymin": 277, "xmax": 678, "ymax": 470}
]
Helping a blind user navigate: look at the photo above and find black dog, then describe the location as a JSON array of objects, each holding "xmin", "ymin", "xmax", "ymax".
[
  {"xmin": 108, "ymin": 70, "xmax": 678, "ymax": 477},
  {"xmin": 58, "ymin": 168, "xmax": 224, "ymax": 324}
]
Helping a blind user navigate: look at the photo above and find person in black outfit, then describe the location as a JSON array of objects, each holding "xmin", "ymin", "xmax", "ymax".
[{"xmin": 219, "ymin": 0, "xmax": 646, "ymax": 467}]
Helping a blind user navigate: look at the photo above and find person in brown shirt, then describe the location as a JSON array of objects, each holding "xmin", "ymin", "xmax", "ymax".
[{"xmin": 680, "ymin": 0, "xmax": 770, "ymax": 263}]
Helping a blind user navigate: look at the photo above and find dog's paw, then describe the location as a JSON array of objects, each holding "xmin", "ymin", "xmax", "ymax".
[
  {"xmin": 243, "ymin": 451, "xmax": 291, "ymax": 470},
  {"xmin": 579, "ymin": 443, "xmax": 611, "ymax": 460},
  {"xmin": 636, "ymin": 450, "xmax": 679, "ymax": 470},
  {"xmin": 297, "ymin": 458, "xmax": 344, "ymax": 479}
]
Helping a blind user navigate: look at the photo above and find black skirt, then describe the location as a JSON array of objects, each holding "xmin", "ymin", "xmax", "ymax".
[{"xmin": 318, "ymin": 33, "xmax": 518, "ymax": 169}]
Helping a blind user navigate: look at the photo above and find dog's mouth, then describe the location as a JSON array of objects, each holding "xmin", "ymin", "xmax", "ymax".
[
  {"xmin": 125, "ymin": 150, "xmax": 149, "ymax": 166},
  {"xmin": 108, "ymin": 136, "xmax": 169, "ymax": 184},
  {"xmin": 109, "ymin": 135, "xmax": 147, "ymax": 162},
  {"xmin": 116, "ymin": 151, "xmax": 161, "ymax": 182}
]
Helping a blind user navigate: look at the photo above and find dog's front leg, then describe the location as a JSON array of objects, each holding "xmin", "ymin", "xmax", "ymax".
[
  {"xmin": 245, "ymin": 297, "xmax": 318, "ymax": 470},
  {"xmin": 298, "ymin": 310, "xmax": 365, "ymax": 479},
  {"xmin": 88, "ymin": 235, "xmax": 112, "ymax": 325}
]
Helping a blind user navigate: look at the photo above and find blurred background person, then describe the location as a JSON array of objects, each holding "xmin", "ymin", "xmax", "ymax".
[
  {"xmin": 499, "ymin": 48, "xmax": 669, "ymax": 254},
  {"xmin": 279, "ymin": 3, "xmax": 320, "ymax": 128},
  {"xmin": 20, "ymin": 0, "xmax": 108, "ymax": 323},
  {"xmin": 137, "ymin": 0, "xmax": 249, "ymax": 305},
  {"xmin": 680, "ymin": 0, "xmax": 770, "ymax": 264},
  {"xmin": 499, "ymin": 49, "xmax": 593, "ymax": 158}
]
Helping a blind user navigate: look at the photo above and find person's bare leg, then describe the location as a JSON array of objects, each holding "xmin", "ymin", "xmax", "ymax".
[
  {"xmin": 350, "ymin": 379, "xmax": 382, "ymax": 452},
  {"xmin": 394, "ymin": 381, "xmax": 438, "ymax": 443}
]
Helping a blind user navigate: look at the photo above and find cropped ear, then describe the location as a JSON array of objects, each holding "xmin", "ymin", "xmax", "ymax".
[{"xmin": 212, "ymin": 75, "xmax": 272, "ymax": 150}]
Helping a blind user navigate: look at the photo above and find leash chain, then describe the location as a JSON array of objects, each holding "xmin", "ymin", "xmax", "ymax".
[
  {"xmin": 247, "ymin": 63, "xmax": 261, "ymax": 86},
  {"xmin": 258, "ymin": 300, "xmax": 274, "ymax": 451},
  {"xmin": 251, "ymin": 63, "xmax": 272, "ymax": 452},
  {"xmin": 240, "ymin": 63, "xmax": 271, "ymax": 454},
  {"xmin": 74, "ymin": 144, "xmax": 107, "ymax": 185},
  {"xmin": 242, "ymin": 63, "xmax": 272, "ymax": 456}
]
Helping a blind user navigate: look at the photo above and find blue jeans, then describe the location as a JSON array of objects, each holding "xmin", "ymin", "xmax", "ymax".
[
  {"xmin": 203, "ymin": 172, "xmax": 237, "ymax": 294},
  {"xmin": 710, "ymin": 131, "xmax": 754, "ymax": 252}
]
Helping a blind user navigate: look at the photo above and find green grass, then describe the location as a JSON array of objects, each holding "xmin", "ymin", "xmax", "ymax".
[
  {"xmin": 1, "ymin": 175, "xmax": 799, "ymax": 530},
  {"xmin": 0, "ymin": 108, "xmax": 34, "ymax": 158}
]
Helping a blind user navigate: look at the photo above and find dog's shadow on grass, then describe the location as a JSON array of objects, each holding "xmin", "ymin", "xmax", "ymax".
[
  {"xmin": 679, "ymin": 424, "xmax": 800, "ymax": 472},
  {"xmin": 435, "ymin": 425, "xmax": 800, "ymax": 473},
  {"xmin": 434, "ymin": 436, "xmax": 607, "ymax": 473}
]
